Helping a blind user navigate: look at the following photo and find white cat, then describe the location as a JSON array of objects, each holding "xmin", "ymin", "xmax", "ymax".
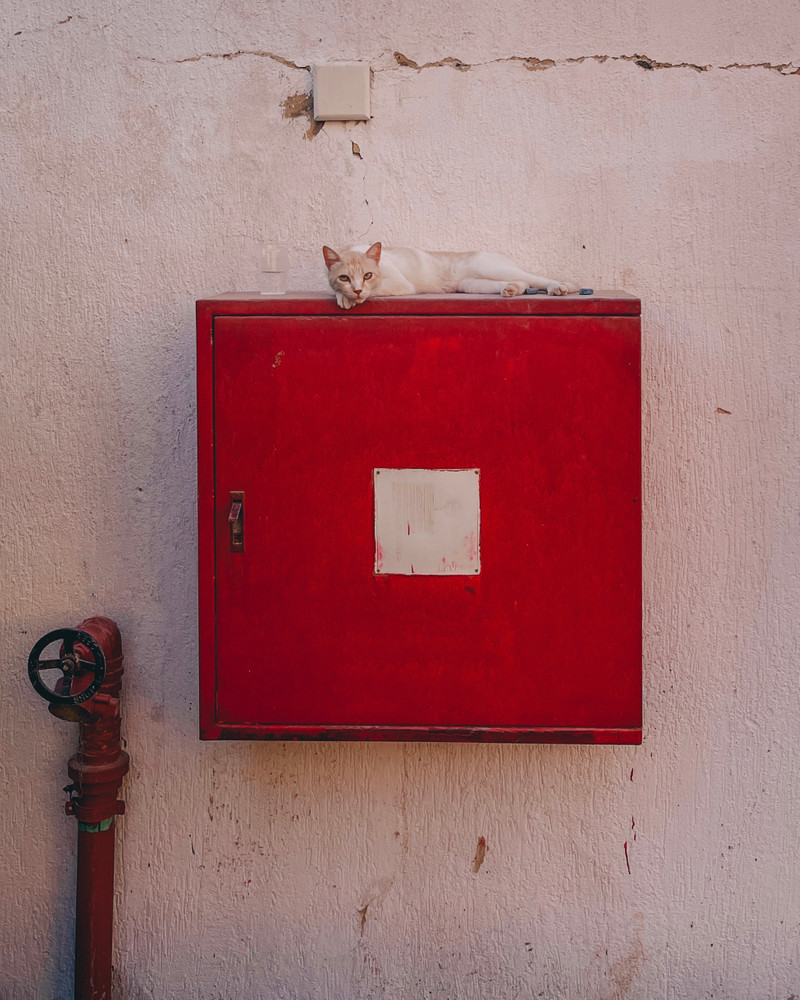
[{"xmin": 323, "ymin": 242, "xmax": 579, "ymax": 310}]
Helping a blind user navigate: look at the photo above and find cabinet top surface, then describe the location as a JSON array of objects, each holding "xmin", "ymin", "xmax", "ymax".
[{"xmin": 197, "ymin": 290, "xmax": 640, "ymax": 318}]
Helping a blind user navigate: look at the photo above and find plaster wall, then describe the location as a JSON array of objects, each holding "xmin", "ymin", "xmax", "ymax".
[{"xmin": 1, "ymin": 0, "xmax": 799, "ymax": 996}]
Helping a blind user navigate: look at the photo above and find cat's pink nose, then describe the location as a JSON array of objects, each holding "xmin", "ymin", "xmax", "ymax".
[{"xmin": 355, "ymin": 289, "xmax": 362, "ymax": 297}]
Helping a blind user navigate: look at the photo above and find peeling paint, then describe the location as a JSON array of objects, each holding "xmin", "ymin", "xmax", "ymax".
[
  {"xmin": 281, "ymin": 92, "xmax": 324, "ymax": 140},
  {"xmin": 518, "ymin": 57, "xmax": 558, "ymax": 71},
  {"xmin": 394, "ymin": 51, "xmax": 471, "ymax": 72},
  {"xmin": 392, "ymin": 49, "xmax": 800, "ymax": 75}
]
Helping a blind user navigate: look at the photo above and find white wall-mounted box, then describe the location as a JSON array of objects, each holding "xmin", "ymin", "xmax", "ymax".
[{"xmin": 313, "ymin": 63, "xmax": 371, "ymax": 121}]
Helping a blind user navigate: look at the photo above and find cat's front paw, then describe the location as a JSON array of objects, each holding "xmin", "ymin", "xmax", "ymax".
[
  {"xmin": 501, "ymin": 281, "xmax": 528, "ymax": 297},
  {"xmin": 546, "ymin": 282, "xmax": 570, "ymax": 296},
  {"xmin": 336, "ymin": 292, "xmax": 356, "ymax": 309}
]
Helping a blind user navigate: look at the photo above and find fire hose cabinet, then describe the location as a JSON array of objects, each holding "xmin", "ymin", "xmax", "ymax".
[{"xmin": 197, "ymin": 292, "xmax": 641, "ymax": 743}]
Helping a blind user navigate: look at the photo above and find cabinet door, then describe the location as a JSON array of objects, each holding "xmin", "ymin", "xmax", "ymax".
[{"xmin": 211, "ymin": 312, "xmax": 640, "ymax": 739}]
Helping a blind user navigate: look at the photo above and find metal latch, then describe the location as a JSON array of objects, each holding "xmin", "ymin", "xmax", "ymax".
[{"xmin": 228, "ymin": 491, "xmax": 244, "ymax": 552}]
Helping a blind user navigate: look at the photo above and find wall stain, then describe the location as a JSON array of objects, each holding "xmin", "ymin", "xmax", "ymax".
[
  {"xmin": 598, "ymin": 914, "xmax": 645, "ymax": 1000},
  {"xmin": 473, "ymin": 836, "xmax": 487, "ymax": 872},
  {"xmin": 357, "ymin": 876, "xmax": 395, "ymax": 937},
  {"xmin": 607, "ymin": 937, "xmax": 645, "ymax": 999}
]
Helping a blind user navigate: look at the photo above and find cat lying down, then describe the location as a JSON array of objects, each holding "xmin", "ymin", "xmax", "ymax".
[{"xmin": 323, "ymin": 242, "xmax": 579, "ymax": 310}]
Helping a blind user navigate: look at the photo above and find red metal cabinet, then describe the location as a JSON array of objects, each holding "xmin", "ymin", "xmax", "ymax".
[{"xmin": 197, "ymin": 293, "xmax": 641, "ymax": 743}]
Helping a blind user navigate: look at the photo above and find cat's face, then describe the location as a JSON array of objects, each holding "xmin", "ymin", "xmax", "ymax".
[{"xmin": 323, "ymin": 242, "xmax": 382, "ymax": 306}]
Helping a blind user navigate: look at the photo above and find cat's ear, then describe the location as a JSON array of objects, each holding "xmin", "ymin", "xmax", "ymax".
[
  {"xmin": 365, "ymin": 242, "xmax": 382, "ymax": 264},
  {"xmin": 322, "ymin": 246, "xmax": 341, "ymax": 269}
]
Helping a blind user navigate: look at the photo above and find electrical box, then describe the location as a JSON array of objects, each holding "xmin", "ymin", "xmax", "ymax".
[
  {"xmin": 197, "ymin": 293, "xmax": 642, "ymax": 743},
  {"xmin": 312, "ymin": 63, "xmax": 371, "ymax": 121}
]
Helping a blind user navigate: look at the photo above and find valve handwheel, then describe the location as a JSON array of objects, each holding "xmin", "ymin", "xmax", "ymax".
[{"xmin": 28, "ymin": 628, "xmax": 106, "ymax": 705}]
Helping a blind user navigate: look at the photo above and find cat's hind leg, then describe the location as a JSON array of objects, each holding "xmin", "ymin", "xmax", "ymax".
[
  {"xmin": 457, "ymin": 278, "xmax": 536, "ymax": 298},
  {"xmin": 466, "ymin": 253, "xmax": 578, "ymax": 296},
  {"xmin": 457, "ymin": 278, "xmax": 510, "ymax": 295}
]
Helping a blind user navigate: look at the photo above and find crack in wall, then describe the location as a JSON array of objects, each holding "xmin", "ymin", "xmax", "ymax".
[
  {"xmin": 12, "ymin": 13, "xmax": 87, "ymax": 36},
  {"xmin": 176, "ymin": 49, "xmax": 310, "ymax": 70},
  {"xmin": 394, "ymin": 52, "xmax": 471, "ymax": 72},
  {"xmin": 143, "ymin": 47, "xmax": 799, "ymax": 76},
  {"xmin": 357, "ymin": 150, "xmax": 374, "ymax": 241},
  {"xmin": 720, "ymin": 60, "xmax": 800, "ymax": 73},
  {"xmin": 201, "ymin": 46, "xmax": 796, "ymax": 141},
  {"xmin": 393, "ymin": 49, "xmax": 799, "ymax": 75},
  {"xmin": 136, "ymin": 50, "xmax": 310, "ymax": 70}
]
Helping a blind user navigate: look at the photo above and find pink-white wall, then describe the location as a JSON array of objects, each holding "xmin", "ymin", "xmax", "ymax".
[{"xmin": 2, "ymin": 0, "xmax": 799, "ymax": 995}]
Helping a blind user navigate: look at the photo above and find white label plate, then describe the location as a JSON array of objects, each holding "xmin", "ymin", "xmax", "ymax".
[{"xmin": 374, "ymin": 469, "xmax": 480, "ymax": 575}]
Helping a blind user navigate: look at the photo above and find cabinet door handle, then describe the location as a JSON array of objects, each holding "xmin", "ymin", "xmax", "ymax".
[{"xmin": 228, "ymin": 491, "xmax": 244, "ymax": 552}]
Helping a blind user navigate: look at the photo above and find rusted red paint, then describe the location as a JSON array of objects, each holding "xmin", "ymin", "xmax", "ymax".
[
  {"xmin": 201, "ymin": 724, "xmax": 642, "ymax": 743},
  {"xmin": 64, "ymin": 617, "xmax": 129, "ymax": 1000},
  {"xmin": 196, "ymin": 290, "xmax": 640, "ymax": 318},
  {"xmin": 197, "ymin": 294, "xmax": 641, "ymax": 743}
]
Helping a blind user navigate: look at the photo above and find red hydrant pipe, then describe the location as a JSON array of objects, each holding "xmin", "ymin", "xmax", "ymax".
[{"xmin": 61, "ymin": 617, "xmax": 129, "ymax": 1000}]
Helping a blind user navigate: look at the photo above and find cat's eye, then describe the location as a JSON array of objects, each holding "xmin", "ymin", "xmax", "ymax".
[
  {"xmin": 364, "ymin": 272, "xmax": 373, "ymax": 280},
  {"xmin": 339, "ymin": 275, "xmax": 350, "ymax": 283}
]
